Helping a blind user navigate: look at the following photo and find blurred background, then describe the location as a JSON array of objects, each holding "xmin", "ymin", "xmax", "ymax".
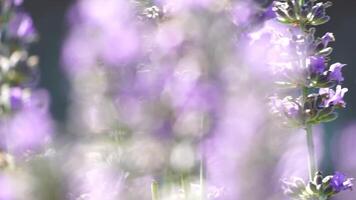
[
  {"xmin": 24, "ymin": 1, "xmax": 356, "ymax": 119},
  {"xmin": 19, "ymin": 0, "xmax": 356, "ymax": 199}
]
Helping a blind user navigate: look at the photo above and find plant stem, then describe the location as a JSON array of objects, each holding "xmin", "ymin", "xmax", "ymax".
[
  {"xmin": 298, "ymin": 18, "xmax": 317, "ymax": 181},
  {"xmin": 319, "ymin": 195, "xmax": 328, "ymax": 200},
  {"xmin": 200, "ymin": 152, "xmax": 205, "ymax": 200},
  {"xmin": 200, "ymin": 116, "xmax": 205, "ymax": 200},
  {"xmin": 302, "ymin": 86, "xmax": 317, "ymax": 180},
  {"xmin": 151, "ymin": 181, "xmax": 159, "ymax": 200},
  {"xmin": 181, "ymin": 174, "xmax": 189, "ymax": 199},
  {"xmin": 306, "ymin": 124, "xmax": 317, "ymax": 180}
]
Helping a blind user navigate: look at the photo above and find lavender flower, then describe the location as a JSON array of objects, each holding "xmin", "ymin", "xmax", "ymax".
[
  {"xmin": 0, "ymin": 0, "xmax": 53, "ymax": 157},
  {"xmin": 330, "ymin": 172, "xmax": 353, "ymax": 193},
  {"xmin": 8, "ymin": 87, "xmax": 25, "ymax": 110},
  {"xmin": 7, "ymin": 0, "xmax": 23, "ymax": 6},
  {"xmin": 308, "ymin": 56, "xmax": 326, "ymax": 75},
  {"xmin": 271, "ymin": 0, "xmax": 352, "ymax": 199},
  {"xmin": 321, "ymin": 32, "xmax": 335, "ymax": 48},
  {"xmin": 327, "ymin": 63, "xmax": 346, "ymax": 83},
  {"xmin": 0, "ymin": 174, "xmax": 16, "ymax": 200},
  {"xmin": 8, "ymin": 11, "xmax": 37, "ymax": 42},
  {"xmin": 270, "ymin": 96, "xmax": 300, "ymax": 119},
  {"xmin": 319, "ymin": 85, "xmax": 348, "ymax": 108}
]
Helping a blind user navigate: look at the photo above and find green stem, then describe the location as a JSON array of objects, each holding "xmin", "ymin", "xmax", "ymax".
[
  {"xmin": 299, "ymin": 0, "xmax": 305, "ymax": 6},
  {"xmin": 303, "ymin": 87, "xmax": 317, "ymax": 180},
  {"xmin": 151, "ymin": 181, "xmax": 159, "ymax": 200},
  {"xmin": 319, "ymin": 196, "xmax": 328, "ymax": 200},
  {"xmin": 306, "ymin": 124, "xmax": 317, "ymax": 180},
  {"xmin": 298, "ymin": 17, "xmax": 317, "ymax": 180},
  {"xmin": 181, "ymin": 174, "xmax": 189, "ymax": 199},
  {"xmin": 200, "ymin": 156, "xmax": 204, "ymax": 200}
]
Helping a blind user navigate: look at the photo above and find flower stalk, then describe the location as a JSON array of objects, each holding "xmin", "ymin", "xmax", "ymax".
[
  {"xmin": 151, "ymin": 181, "xmax": 159, "ymax": 200},
  {"xmin": 305, "ymin": 124, "xmax": 316, "ymax": 180},
  {"xmin": 271, "ymin": 0, "xmax": 353, "ymax": 199}
]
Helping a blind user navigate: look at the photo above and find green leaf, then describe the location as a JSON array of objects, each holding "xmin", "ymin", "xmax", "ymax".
[{"xmin": 318, "ymin": 113, "xmax": 338, "ymax": 123}]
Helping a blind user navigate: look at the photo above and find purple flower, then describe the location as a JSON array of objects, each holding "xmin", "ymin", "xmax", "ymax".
[
  {"xmin": 321, "ymin": 32, "xmax": 335, "ymax": 48},
  {"xmin": 319, "ymin": 85, "xmax": 348, "ymax": 108},
  {"xmin": 3, "ymin": 0, "xmax": 23, "ymax": 7},
  {"xmin": 263, "ymin": 5, "xmax": 277, "ymax": 20},
  {"xmin": 8, "ymin": 12, "xmax": 36, "ymax": 42},
  {"xmin": 330, "ymin": 172, "xmax": 353, "ymax": 192},
  {"xmin": 8, "ymin": 87, "xmax": 24, "ymax": 110},
  {"xmin": 0, "ymin": 174, "xmax": 16, "ymax": 200},
  {"xmin": 0, "ymin": 106, "xmax": 53, "ymax": 155},
  {"xmin": 231, "ymin": 2, "xmax": 252, "ymax": 26},
  {"xmin": 328, "ymin": 63, "xmax": 345, "ymax": 83},
  {"xmin": 308, "ymin": 56, "xmax": 326, "ymax": 74},
  {"xmin": 270, "ymin": 96, "xmax": 300, "ymax": 118},
  {"xmin": 0, "ymin": 90, "xmax": 53, "ymax": 155},
  {"xmin": 11, "ymin": 0, "xmax": 23, "ymax": 6}
]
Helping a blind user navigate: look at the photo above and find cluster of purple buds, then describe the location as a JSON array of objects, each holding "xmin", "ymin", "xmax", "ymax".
[
  {"xmin": 282, "ymin": 171, "xmax": 353, "ymax": 199},
  {"xmin": 0, "ymin": 0, "xmax": 38, "ymax": 114},
  {"xmin": 269, "ymin": 0, "xmax": 348, "ymax": 127}
]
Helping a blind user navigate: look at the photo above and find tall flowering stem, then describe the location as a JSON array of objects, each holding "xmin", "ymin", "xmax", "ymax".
[
  {"xmin": 271, "ymin": 0, "xmax": 353, "ymax": 199},
  {"xmin": 299, "ymin": 21, "xmax": 317, "ymax": 180}
]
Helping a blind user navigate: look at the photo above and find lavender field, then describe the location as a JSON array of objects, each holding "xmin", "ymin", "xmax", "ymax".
[{"xmin": 0, "ymin": 0, "xmax": 355, "ymax": 199}]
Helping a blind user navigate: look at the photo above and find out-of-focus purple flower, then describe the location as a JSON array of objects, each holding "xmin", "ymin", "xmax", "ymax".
[
  {"xmin": 328, "ymin": 63, "xmax": 346, "ymax": 83},
  {"xmin": 263, "ymin": 5, "xmax": 277, "ymax": 20},
  {"xmin": 14, "ymin": 0, "xmax": 23, "ymax": 5},
  {"xmin": 308, "ymin": 56, "xmax": 326, "ymax": 74},
  {"xmin": 1, "ymin": 107, "xmax": 53, "ymax": 155},
  {"xmin": 204, "ymin": 97, "xmax": 264, "ymax": 199},
  {"xmin": 231, "ymin": 2, "xmax": 253, "ymax": 26},
  {"xmin": 244, "ymin": 19, "xmax": 302, "ymax": 83},
  {"xmin": 76, "ymin": 0, "xmax": 132, "ymax": 27},
  {"xmin": 321, "ymin": 32, "xmax": 335, "ymax": 48},
  {"xmin": 155, "ymin": 22, "xmax": 184, "ymax": 51},
  {"xmin": 99, "ymin": 27, "xmax": 139, "ymax": 65},
  {"xmin": 156, "ymin": 0, "xmax": 213, "ymax": 13},
  {"xmin": 270, "ymin": 96, "xmax": 300, "ymax": 118},
  {"xmin": 331, "ymin": 172, "xmax": 353, "ymax": 192},
  {"xmin": 0, "ymin": 174, "xmax": 15, "ymax": 200},
  {"xmin": 319, "ymin": 85, "xmax": 348, "ymax": 108},
  {"xmin": 9, "ymin": 88, "xmax": 23, "ymax": 110},
  {"xmin": 4, "ymin": 0, "xmax": 23, "ymax": 7},
  {"xmin": 62, "ymin": 0, "xmax": 141, "ymax": 74},
  {"xmin": 0, "ymin": 90, "xmax": 53, "ymax": 155},
  {"xmin": 8, "ymin": 12, "xmax": 36, "ymax": 42}
]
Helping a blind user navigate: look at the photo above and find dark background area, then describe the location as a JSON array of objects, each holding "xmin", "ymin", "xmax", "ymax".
[
  {"xmin": 25, "ymin": 0, "xmax": 73, "ymax": 122},
  {"xmin": 24, "ymin": 0, "xmax": 356, "ymax": 172},
  {"xmin": 317, "ymin": 0, "xmax": 356, "ymax": 173}
]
